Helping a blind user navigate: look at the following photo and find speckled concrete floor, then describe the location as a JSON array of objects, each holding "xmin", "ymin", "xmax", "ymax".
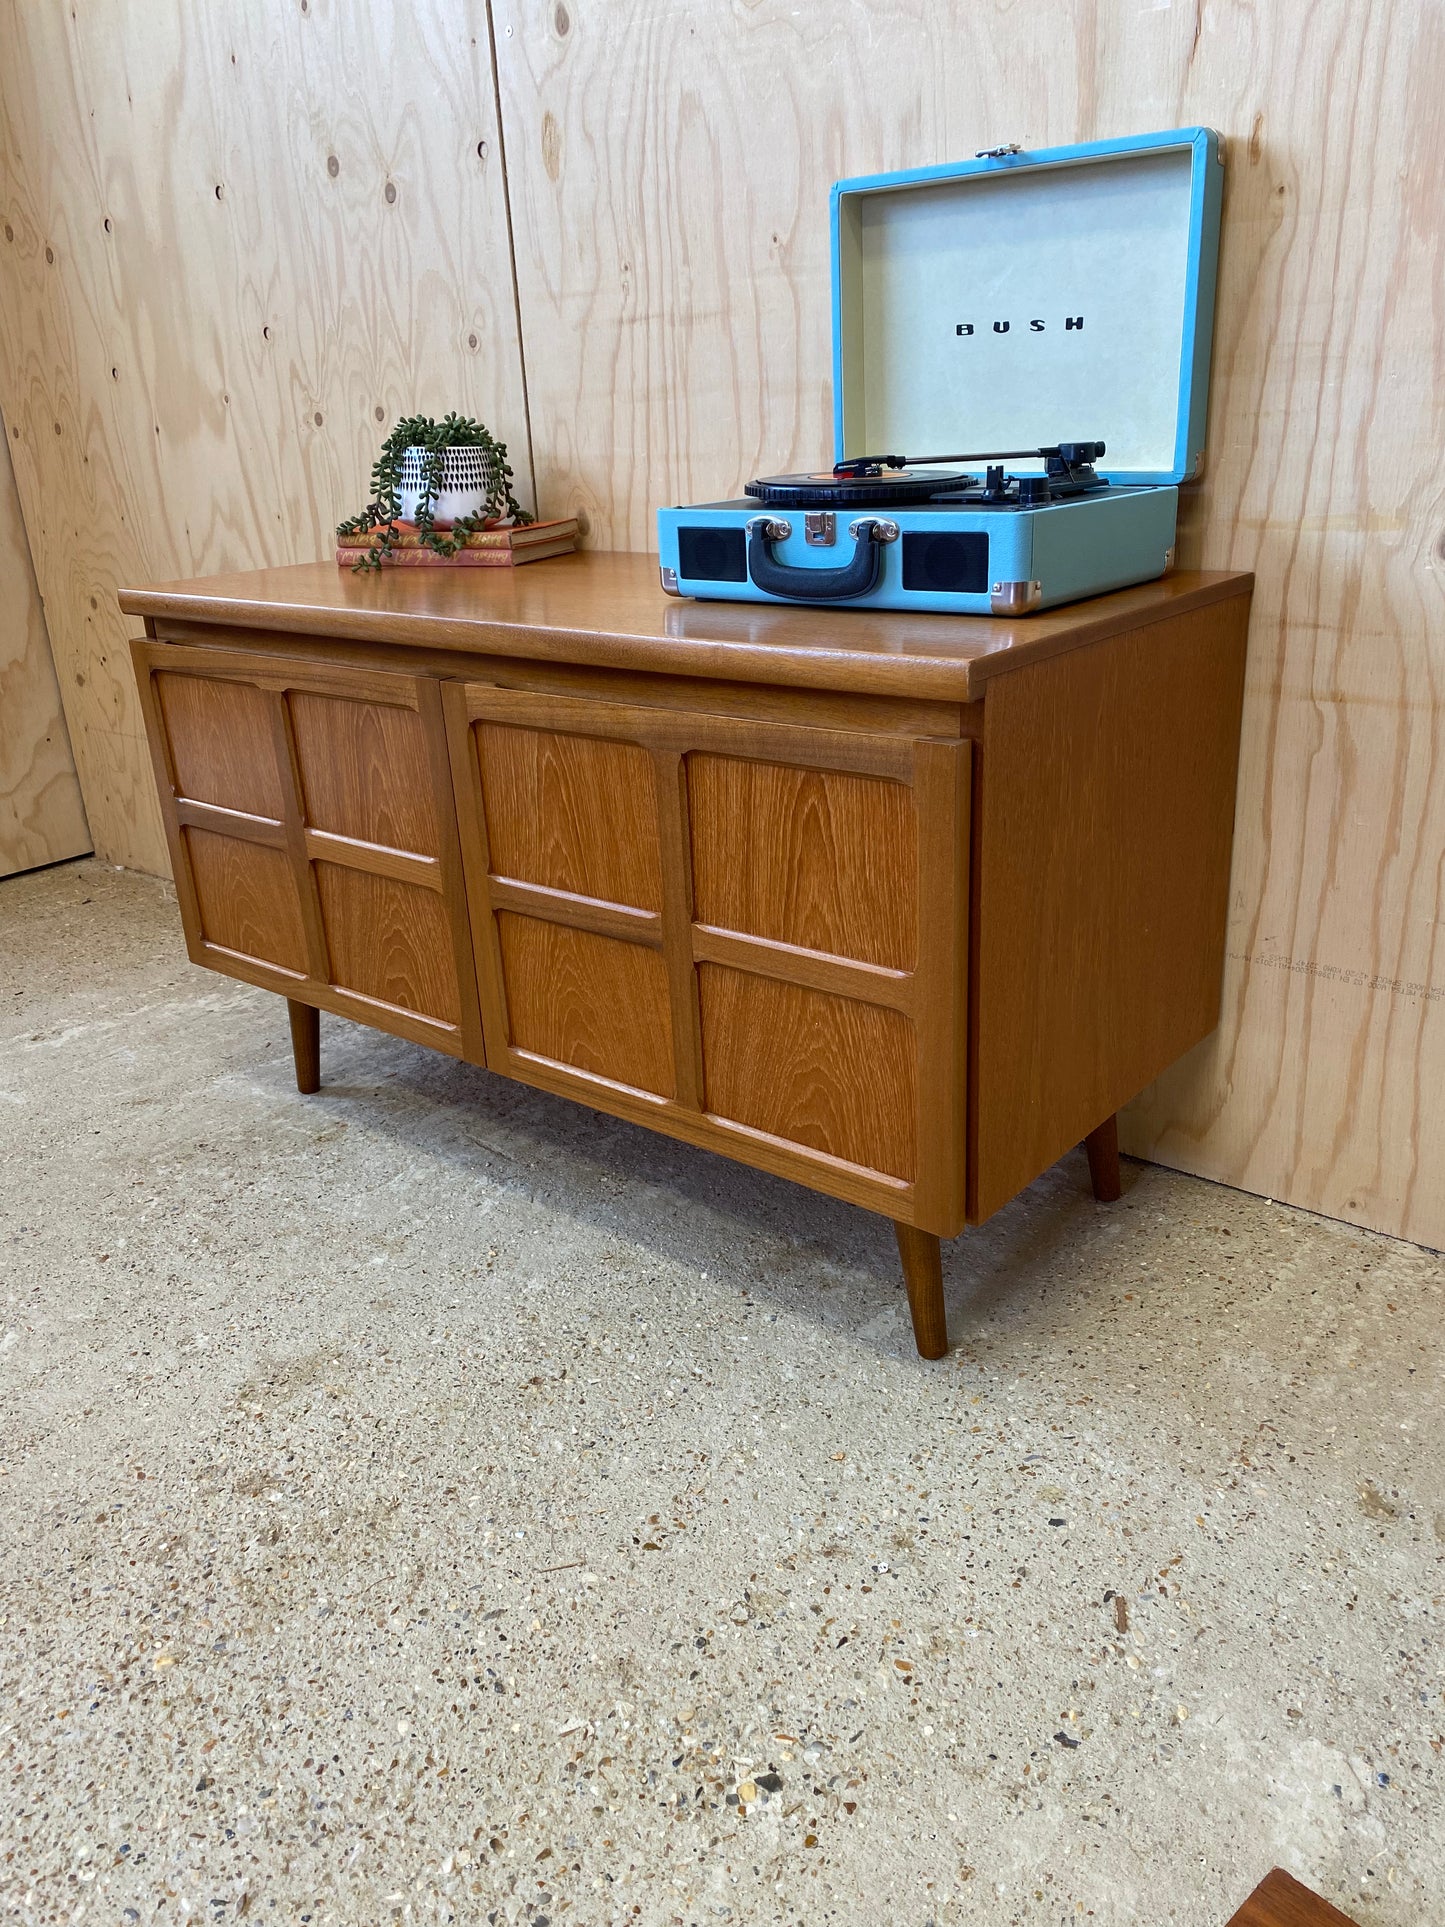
[{"xmin": 1, "ymin": 859, "xmax": 1442, "ymax": 1927}]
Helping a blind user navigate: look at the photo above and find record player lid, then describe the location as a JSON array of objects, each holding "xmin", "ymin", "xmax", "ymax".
[{"xmin": 831, "ymin": 128, "xmax": 1223, "ymax": 488}]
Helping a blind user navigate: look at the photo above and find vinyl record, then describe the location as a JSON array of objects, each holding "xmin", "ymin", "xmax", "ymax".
[{"xmin": 743, "ymin": 467, "xmax": 971, "ymax": 508}]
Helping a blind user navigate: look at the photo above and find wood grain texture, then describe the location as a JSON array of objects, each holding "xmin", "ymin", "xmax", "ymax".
[
  {"xmin": 177, "ymin": 798, "xmax": 285, "ymax": 848},
  {"xmin": 490, "ymin": 0, "xmax": 1445, "ymax": 1245},
  {"xmin": 460, "ymin": 678, "xmax": 922, "ymax": 778},
  {"xmin": 487, "ymin": 873, "xmax": 662, "ymax": 945},
  {"xmin": 413, "ymin": 673, "xmax": 490, "ymax": 1064},
  {"xmin": 972, "ymin": 597, "xmax": 1249, "ymax": 1222},
  {"xmin": 156, "ymin": 671, "xmax": 285, "ymax": 819},
  {"xmin": 289, "ymin": 693, "xmax": 439, "ymax": 858},
  {"xmin": 698, "ymin": 965, "xmax": 918, "ymax": 1182},
  {"xmin": 268, "ymin": 686, "xmax": 333, "ymax": 986},
  {"xmin": 1224, "ymin": 1869, "xmax": 1360, "ymax": 1927},
  {"xmin": 286, "ymin": 666, "xmax": 480, "ymax": 1043},
  {"xmin": 691, "ymin": 923, "xmax": 912, "ymax": 1012},
  {"xmin": 478, "ymin": 723, "xmax": 663, "ymax": 908},
  {"xmin": 449, "ymin": 656, "xmax": 976, "ymax": 742},
  {"xmin": 688, "ymin": 755, "xmax": 918, "ymax": 969},
  {"xmin": 302, "ymin": 828, "xmax": 439, "ymax": 891},
  {"xmin": 910, "ymin": 737, "xmax": 970, "ymax": 1231},
  {"xmin": 314, "ymin": 862, "xmax": 462, "ymax": 1028},
  {"xmin": 142, "ymin": 625, "xmax": 979, "ymax": 738},
  {"xmin": 0, "ymin": 402, "xmax": 89, "ymax": 876},
  {"xmin": 446, "ymin": 676, "xmax": 966, "ymax": 1221},
  {"xmin": 0, "ymin": 1, "xmax": 531, "ymax": 873},
  {"xmin": 122, "ymin": 556, "xmax": 1246, "ymax": 705},
  {"xmin": 135, "ymin": 641, "xmax": 484, "ymax": 1056},
  {"xmin": 652, "ymin": 748, "xmax": 705, "ymax": 1111},
  {"xmin": 497, "ymin": 911, "xmax": 676, "ymax": 1098},
  {"xmin": 184, "ymin": 826, "xmax": 307, "ymax": 975}
]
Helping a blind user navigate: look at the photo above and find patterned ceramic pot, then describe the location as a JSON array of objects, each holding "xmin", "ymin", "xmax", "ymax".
[{"xmin": 395, "ymin": 444, "xmax": 495, "ymax": 529}]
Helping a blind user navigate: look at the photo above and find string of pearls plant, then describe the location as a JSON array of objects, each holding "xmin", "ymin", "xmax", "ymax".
[{"xmin": 336, "ymin": 413, "xmax": 532, "ymax": 572}]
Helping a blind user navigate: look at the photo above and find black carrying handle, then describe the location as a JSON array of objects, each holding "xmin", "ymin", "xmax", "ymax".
[{"xmin": 747, "ymin": 518, "xmax": 886, "ymax": 601}]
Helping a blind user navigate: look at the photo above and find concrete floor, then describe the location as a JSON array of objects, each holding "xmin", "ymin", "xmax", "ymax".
[{"xmin": 1, "ymin": 859, "xmax": 1442, "ymax": 1927}]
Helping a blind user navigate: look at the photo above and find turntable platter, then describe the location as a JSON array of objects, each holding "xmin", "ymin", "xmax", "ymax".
[{"xmin": 743, "ymin": 468, "xmax": 973, "ymax": 508}]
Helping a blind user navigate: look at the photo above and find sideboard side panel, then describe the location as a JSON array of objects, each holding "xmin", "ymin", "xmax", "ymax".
[{"xmin": 970, "ymin": 593, "xmax": 1251, "ymax": 1222}]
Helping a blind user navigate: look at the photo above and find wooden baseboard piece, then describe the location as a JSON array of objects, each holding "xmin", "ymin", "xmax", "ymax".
[{"xmin": 1226, "ymin": 1868, "xmax": 1362, "ymax": 1927}]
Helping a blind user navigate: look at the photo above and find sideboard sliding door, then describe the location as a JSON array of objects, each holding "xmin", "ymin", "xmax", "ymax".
[
  {"xmin": 442, "ymin": 682, "xmax": 969, "ymax": 1235},
  {"xmin": 131, "ymin": 640, "xmax": 483, "ymax": 1060}
]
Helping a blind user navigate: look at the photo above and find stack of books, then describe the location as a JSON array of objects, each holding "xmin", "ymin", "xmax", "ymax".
[{"xmin": 336, "ymin": 517, "xmax": 578, "ymax": 569}]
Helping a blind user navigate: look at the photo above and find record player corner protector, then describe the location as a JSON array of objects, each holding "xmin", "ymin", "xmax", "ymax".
[
  {"xmin": 990, "ymin": 579, "xmax": 1044, "ymax": 616},
  {"xmin": 659, "ymin": 564, "xmax": 680, "ymax": 595}
]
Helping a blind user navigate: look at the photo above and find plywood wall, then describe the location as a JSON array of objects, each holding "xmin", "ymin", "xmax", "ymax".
[
  {"xmin": 0, "ymin": 0, "xmax": 531, "ymax": 876},
  {"xmin": 2, "ymin": 1, "xmax": 1442, "ymax": 1250},
  {"xmin": 0, "ymin": 404, "xmax": 90, "ymax": 877}
]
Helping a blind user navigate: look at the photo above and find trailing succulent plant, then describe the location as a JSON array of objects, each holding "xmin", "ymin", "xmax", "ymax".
[{"xmin": 336, "ymin": 412, "xmax": 532, "ymax": 571}]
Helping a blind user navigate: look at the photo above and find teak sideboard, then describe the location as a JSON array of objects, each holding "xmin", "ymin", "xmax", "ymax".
[{"xmin": 120, "ymin": 554, "xmax": 1251, "ymax": 1358}]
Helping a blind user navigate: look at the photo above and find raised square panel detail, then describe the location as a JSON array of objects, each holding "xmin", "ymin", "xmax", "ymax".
[
  {"xmin": 699, "ymin": 964, "xmax": 917, "ymax": 1179},
  {"xmin": 497, "ymin": 912, "xmax": 674, "ymax": 1097},
  {"xmin": 689, "ymin": 755, "xmax": 918, "ymax": 969},
  {"xmin": 315, "ymin": 862, "xmax": 460, "ymax": 1025},
  {"xmin": 158, "ymin": 673, "xmax": 284, "ymax": 819},
  {"xmin": 185, "ymin": 827, "xmax": 306, "ymax": 972},
  {"xmin": 290, "ymin": 693, "xmax": 439, "ymax": 856},
  {"xmin": 478, "ymin": 725, "xmax": 662, "ymax": 910}
]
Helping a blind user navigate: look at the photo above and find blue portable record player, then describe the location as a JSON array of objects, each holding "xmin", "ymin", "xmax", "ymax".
[{"xmin": 657, "ymin": 127, "xmax": 1223, "ymax": 615}]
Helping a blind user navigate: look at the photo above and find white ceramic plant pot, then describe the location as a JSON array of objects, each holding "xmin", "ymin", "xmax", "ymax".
[{"xmin": 395, "ymin": 444, "xmax": 495, "ymax": 528}]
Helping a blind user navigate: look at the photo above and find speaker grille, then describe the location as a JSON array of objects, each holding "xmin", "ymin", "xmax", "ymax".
[
  {"xmin": 901, "ymin": 531, "xmax": 989, "ymax": 595},
  {"xmin": 678, "ymin": 526, "xmax": 747, "ymax": 583}
]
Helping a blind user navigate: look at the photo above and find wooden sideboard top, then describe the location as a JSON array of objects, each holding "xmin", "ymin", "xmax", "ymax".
[{"xmin": 120, "ymin": 552, "xmax": 1253, "ymax": 702}]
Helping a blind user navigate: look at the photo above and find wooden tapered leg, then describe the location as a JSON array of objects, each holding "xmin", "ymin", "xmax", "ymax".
[
  {"xmin": 1084, "ymin": 1113, "xmax": 1122, "ymax": 1202},
  {"xmin": 893, "ymin": 1222, "xmax": 948, "ymax": 1360},
  {"xmin": 287, "ymin": 998, "xmax": 320, "ymax": 1094}
]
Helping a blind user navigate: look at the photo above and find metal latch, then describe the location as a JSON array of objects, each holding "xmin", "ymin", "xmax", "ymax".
[
  {"xmin": 805, "ymin": 511, "xmax": 836, "ymax": 547},
  {"xmin": 975, "ymin": 142, "xmax": 1022, "ymax": 160}
]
